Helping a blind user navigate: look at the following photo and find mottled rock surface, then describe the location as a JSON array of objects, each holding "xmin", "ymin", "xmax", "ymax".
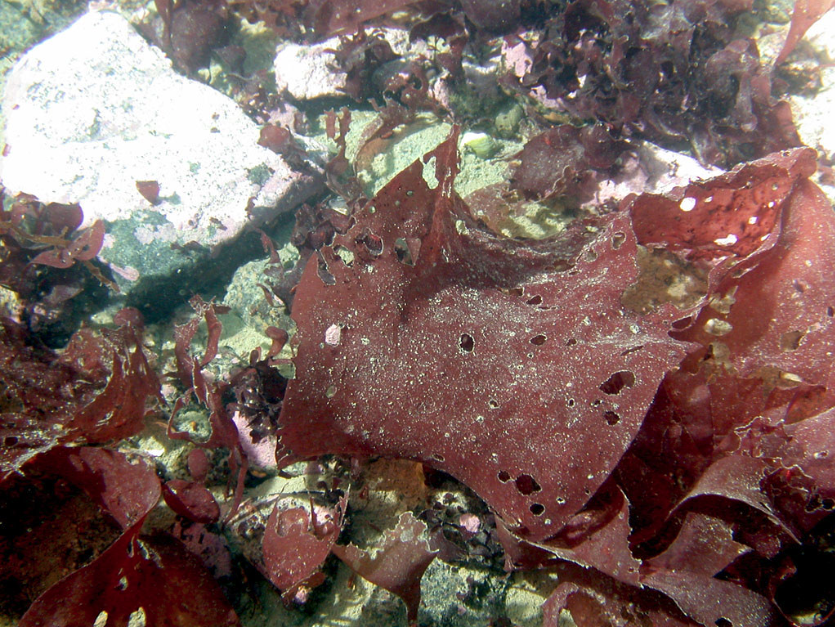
[
  {"xmin": 274, "ymin": 28, "xmax": 429, "ymax": 101},
  {"xmin": 789, "ymin": 10, "xmax": 835, "ymax": 204},
  {"xmin": 274, "ymin": 37, "xmax": 349, "ymax": 100}
]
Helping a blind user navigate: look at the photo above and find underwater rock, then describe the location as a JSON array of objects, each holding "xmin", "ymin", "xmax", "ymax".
[
  {"xmin": 274, "ymin": 28, "xmax": 430, "ymax": 101},
  {"xmin": 0, "ymin": 10, "xmax": 323, "ymax": 317},
  {"xmin": 274, "ymin": 37, "xmax": 349, "ymax": 100},
  {"xmin": 787, "ymin": 9, "xmax": 835, "ymax": 203},
  {"xmin": 589, "ymin": 141, "xmax": 723, "ymax": 208}
]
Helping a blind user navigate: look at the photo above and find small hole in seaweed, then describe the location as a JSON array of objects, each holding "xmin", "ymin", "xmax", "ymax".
[
  {"xmin": 488, "ymin": 399, "xmax": 500, "ymax": 409},
  {"xmin": 515, "ymin": 474, "xmax": 542, "ymax": 495},
  {"xmin": 566, "ymin": 338, "xmax": 578, "ymax": 346},
  {"xmin": 604, "ymin": 410, "xmax": 621, "ymax": 425},
  {"xmin": 317, "ymin": 257, "xmax": 336, "ymax": 285},
  {"xmin": 357, "ymin": 227, "xmax": 383, "ymax": 256},
  {"xmin": 530, "ymin": 334, "xmax": 547, "ymax": 346},
  {"xmin": 599, "ymin": 371, "xmax": 636, "ymax": 395},
  {"xmin": 612, "ymin": 232, "xmax": 626, "ymax": 249},
  {"xmin": 526, "ymin": 295, "xmax": 543, "ymax": 305},
  {"xmin": 780, "ymin": 330, "xmax": 804, "ymax": 352},
  {"xmin": 671, "ymin": 317, "xmax": 692, "ymax": 330},
  {"xmin": 394, "ymin": 237, "xmax": 414, "ymax": 266},
  {"xmin": 431, "ymin": 453, "xmax": 445, "ymax": 463},
  {"xmin": 620, "ymin": 345, "xmax": 643, "ymax": 356},
  {"xmin": 332, "ymin": 245, "xmax": 354, "ymax": 267},
  {"xmin": 530, "ymin": 503, "xmax": 545, "ymax": 516},
  {"xmin": 498, "ymin": 470, "xmax": 511, "ymax": 483},
  {"xmin": 459, "ymin": 333, "xmax": 475, "ymax": 353}
]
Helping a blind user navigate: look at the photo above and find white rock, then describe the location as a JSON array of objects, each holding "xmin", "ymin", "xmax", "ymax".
[
  {"xmin": 788, "ymin": 10, "xmax": 835, "ymax": 204},
  {"xmin": 0, "ymin": 10, "xmax": 321, "ymax": 250},
  {"xmin": 590, "ymin": 142, "xmax": 723, "ymax": 209},
  {"xmin": 274, "ymin": 28, "xmax": 430, "ymax": 101},
  {"xmin": 789, "ymin": 10, "xmax": 835, "ymax": 160},
  {"xmin": 805, "ymin": 9, "xmax": 835, "ymax": 59},
  {"xmin": 792, "ymin": 81, "xmax": 835, "ymax": 160},
  {"xmin": 274, "ymin": 37, "xmax": 348, "ymax": 100}
]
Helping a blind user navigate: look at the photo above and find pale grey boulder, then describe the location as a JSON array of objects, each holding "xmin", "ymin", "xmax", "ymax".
[{"xmin": 0, "ymin": 10, "xmax": 323, "ymax": 319}]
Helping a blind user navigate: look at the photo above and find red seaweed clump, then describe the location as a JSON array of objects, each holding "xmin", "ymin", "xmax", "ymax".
[
  {"xmin": 504, "ymin": 0, "xmax": 802, "ymax": 168},
  {"xmin": 0, "ymin": 296, "xmax": 264, "ymax": 624},
  {"xmin": 153, "ymin": 0, "xmax": 231, "ymax": 73},
  {"xmin": 277, "ymin": 127, "xmax": 835, "ymax": 625},
  {"xmin": 279, "ymin": 128, "xmax": 693, "ymax": 541},
  {"xmin": 0, "ymin": 194, "xmax": 115, "ymax": 345}
]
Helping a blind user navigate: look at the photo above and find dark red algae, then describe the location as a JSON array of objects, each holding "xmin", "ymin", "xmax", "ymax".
[
  {"xmin": 277, "ymin": 127, "xmax": 835, "ymax": 625},
  {"xmin": 3, "ymin": 0, "xmax": 835, "ymax": 625}
]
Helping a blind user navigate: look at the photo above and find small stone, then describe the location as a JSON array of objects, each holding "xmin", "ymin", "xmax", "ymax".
[
  {"xmin": 461, "ymin": 131, "xmax": 497, "ymax": 159},
  {"xmin": 494, "ymin": 103, "xmax": 523, "ymax": 138},
  {"xmin": 325, "ymin": 323, "xmax": 342, "ymax": 346},
  {"xmin": 274, "ymin": 37, "xmax": 348, "ymax": 100}
]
